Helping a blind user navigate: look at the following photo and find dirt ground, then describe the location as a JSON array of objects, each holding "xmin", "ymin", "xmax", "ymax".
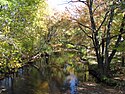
[{"xmin": 78, "ymin": 82, "xmax": 125, "ymax": 94}]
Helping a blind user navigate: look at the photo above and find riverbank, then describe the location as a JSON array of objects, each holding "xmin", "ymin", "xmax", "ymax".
[{"xmin": 78, "ymin": 82, "xmax": 125, "ymax": 94}]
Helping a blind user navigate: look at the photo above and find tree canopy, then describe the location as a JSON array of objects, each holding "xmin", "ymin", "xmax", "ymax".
[{"xmin": 0, "ymin": 0, "xmax": 125, "ymax": 84}]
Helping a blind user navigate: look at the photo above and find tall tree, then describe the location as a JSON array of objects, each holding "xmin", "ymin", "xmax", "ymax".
[{"xmin": 70, "ymin": 0, "xmax": 125, "ymax": 76}]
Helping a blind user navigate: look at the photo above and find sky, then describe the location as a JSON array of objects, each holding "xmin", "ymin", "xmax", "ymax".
[
  {"xmin": 47, "ymin": 0, "xmax": 83, "ymax": 12},
  {"xmin": 47, "ymin": 0, "xmax": 70, "ymax": 11}
]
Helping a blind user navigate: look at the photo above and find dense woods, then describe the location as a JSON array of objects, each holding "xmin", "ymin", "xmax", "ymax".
[{"xmin": 0, "ymin": 0, "xmax": 125, "ymax": 93}]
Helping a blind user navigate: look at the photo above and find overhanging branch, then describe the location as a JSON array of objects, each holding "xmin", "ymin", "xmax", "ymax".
[
  {"xmin": 97, "ymin": 11, "xmax": 109, "ymax": 32},
  {"xmin": 79, "ymin": 25, "xmax": 92, "ymax": 39}
]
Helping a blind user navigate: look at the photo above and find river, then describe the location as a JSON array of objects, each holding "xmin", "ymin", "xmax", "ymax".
[{"xmin": 0, "ymin": 52, "xmax": 88, "ymax": 94}]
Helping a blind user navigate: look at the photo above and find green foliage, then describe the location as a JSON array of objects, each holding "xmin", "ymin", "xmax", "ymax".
[
  {"xmin": 0, "ymin": 0, "xmax": 48, "ymax": 73},
  {"xmin": 66, "ymin": 44, "xmax": 75, "ymax": 49},
  {"xmin": 117, "ymin": 41, "xmax": 125, "ymax": 51}
]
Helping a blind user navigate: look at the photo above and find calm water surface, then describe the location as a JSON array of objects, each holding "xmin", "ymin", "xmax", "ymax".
[
  {"xmin": 0, "ymin": 52, "xmax": 87, "ymax": 94},
  {"xmin": 0, "ymin": 65, "xmax": 65, "ymax": 94}
]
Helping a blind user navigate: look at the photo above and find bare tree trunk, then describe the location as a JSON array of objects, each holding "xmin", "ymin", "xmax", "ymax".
[{"xmin": 104, "ymin": 6, "xmax": 114, "ymax": 76}]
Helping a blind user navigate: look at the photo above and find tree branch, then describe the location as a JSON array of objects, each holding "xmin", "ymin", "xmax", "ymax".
[
  {"xmin": 88, "ymin": 0, "xmax": 96, "ymax": 31},
  {"xmin": 109, "ymin": 14, "xmax": 125, "ymax": 63},
  {"xmin": 104, "ymin": 5, "xmax": 115, "ymax": 69},
  {"xmin": 79, "ymin": 25, "xmax": 93, "ymax": 39},
  {"xmin": 74, "ymin": 19, "xmax": 93, "ymax": 30},
  {"xmin": 93, "ymin": 3, "xmax": 106, "ymax": 14},
  {"xmin": 96, "ymin": 11, "xmax": 109, "ymax": 32},
  {"xmin": 68, "ymin": 0, "xmax": 87, "ymax": 5},
  {"xmin": 110, "ymin": 31, "xmax": 125, "ymax": 40}
]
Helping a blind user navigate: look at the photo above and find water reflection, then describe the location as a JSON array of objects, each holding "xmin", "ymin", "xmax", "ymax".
[
  {"xmin": 0, "ymin": 65, "xmax": 65, "ymax": 94},
  {"xmin": 64, "ymin": 73, "xmax": 78, "ymax": 94},
  {"xmin": 0, "ymin": 76, "xmax": 14, "ymax": 94},
  {"xmin": 0, "ymin": 52, "xmax": 87, "ymax": 94}
]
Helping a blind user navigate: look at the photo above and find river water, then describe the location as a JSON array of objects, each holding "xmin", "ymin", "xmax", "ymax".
[
  {"xmin": 0, "ymin": 66, "xmax": 65, "ymax": 94},
  {"xmin": 0, "ymin": 52, "xmax": 88, "ymax": 94}
]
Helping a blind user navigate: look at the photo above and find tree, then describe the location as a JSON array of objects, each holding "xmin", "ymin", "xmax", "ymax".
[
  {"xmin": 69, "ymin": 0, "xmax": 125, "ymax": 76},
  {"xmin": 0, "ymin": 0, "xmax": 48, "ymax": 73}
]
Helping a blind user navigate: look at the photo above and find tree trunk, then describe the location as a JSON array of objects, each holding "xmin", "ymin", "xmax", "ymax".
[{"xmin": 97, "ymin": 57, "xmax": 104, "ymax": 75}]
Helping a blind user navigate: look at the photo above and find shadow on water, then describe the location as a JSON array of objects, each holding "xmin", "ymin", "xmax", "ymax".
[
  {"xmin": 0, "ymin": 65, "xmax": 66, "ymax": 94},
  {"xmin": 0, "ymin": 52, "xmax": 89, "ymax": 94}
]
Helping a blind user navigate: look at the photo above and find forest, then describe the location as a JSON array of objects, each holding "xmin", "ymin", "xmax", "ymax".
[{"xmin": 0, "ymin": 0, "xmax": 125, "ymax": 94}]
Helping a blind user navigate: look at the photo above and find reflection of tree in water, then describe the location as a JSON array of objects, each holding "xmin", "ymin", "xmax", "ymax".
[
  {"xmin": 47, "ymin": 66, "xmax": 64, "ymax": 94},
  {"xmin": 49, "ymin": 76, "xmax": 62, "ymax": 94}
]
